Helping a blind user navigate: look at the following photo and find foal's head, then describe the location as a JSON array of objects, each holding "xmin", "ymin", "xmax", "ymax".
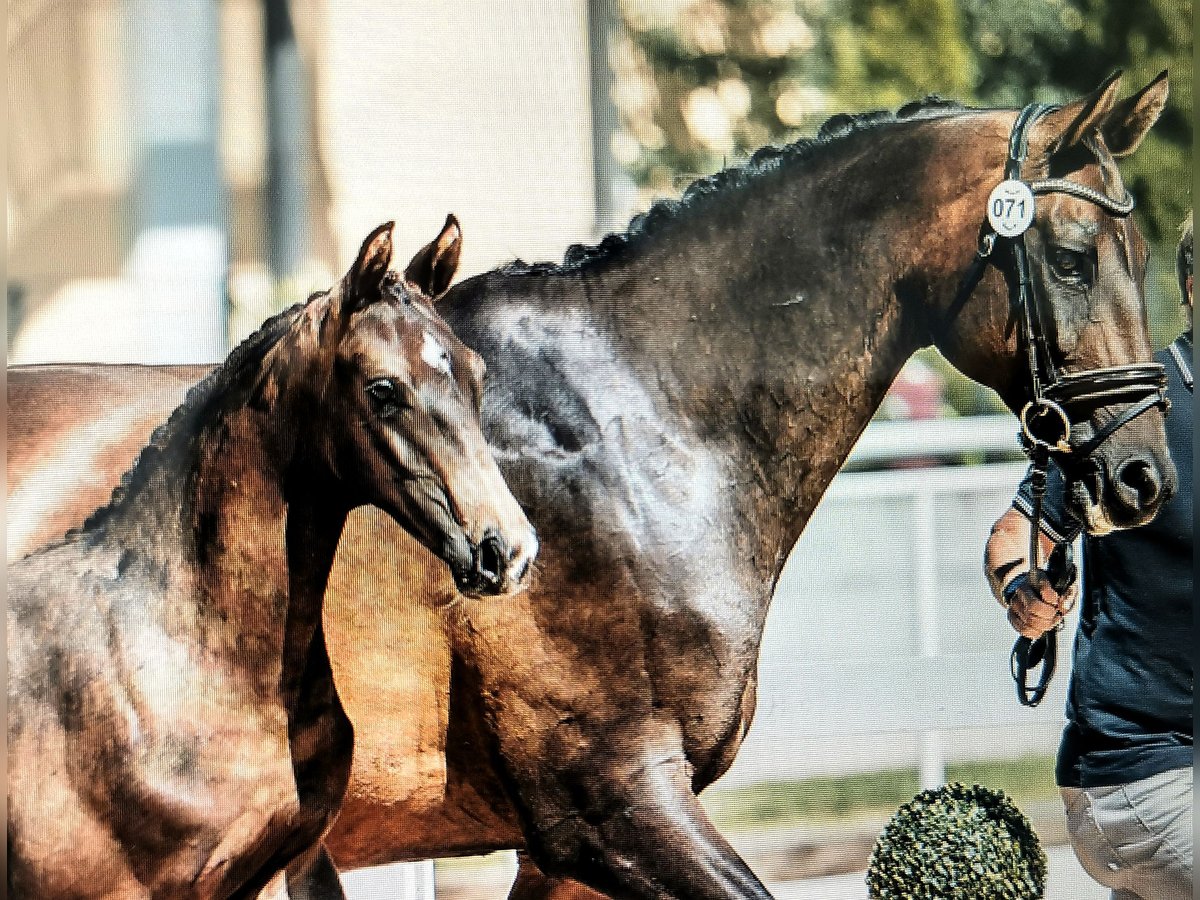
[
  {"xmin": 303, "ymin": 218, "xmax": 536, "ymax": 596},
  {"xmin": 936, "ymin": 73, "xmax": 1176, "ymax": 534}
]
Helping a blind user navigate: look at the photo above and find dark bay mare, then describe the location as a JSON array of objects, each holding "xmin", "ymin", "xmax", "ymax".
[
  {"xmin": 6, "ymin": 221, "xmax": 537, "ymax": 899},
  {"xmin": 6, "ymin": 75, "xmax": 1176, "ymax": 899}
]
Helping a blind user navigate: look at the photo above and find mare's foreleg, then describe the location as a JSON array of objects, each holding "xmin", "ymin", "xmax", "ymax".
[
  {"xmin": 509, "ymin": 853, "xmax": 608, "ymax": 899},
  {"xmin": 510, "ymin": 740, "xmax": 773, "ymax": 900}
]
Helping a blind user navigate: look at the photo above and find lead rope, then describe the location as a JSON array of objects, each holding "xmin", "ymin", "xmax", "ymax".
[
  {"xmin": 1008, "ymin": 442, "xmax": 1073, "ymax": 707},
  {"xmin": 999, "ymin": 104, "xmax": 1084, "ymax": 707}
]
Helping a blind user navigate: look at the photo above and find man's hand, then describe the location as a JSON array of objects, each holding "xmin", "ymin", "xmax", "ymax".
[
  {"xmin": 1003, "ymin": 572, "xmax": 1076, "ymax": 639},
  {"xmin": 985, "ymin": 507, "xmax": 1079, "ymax": 639}
]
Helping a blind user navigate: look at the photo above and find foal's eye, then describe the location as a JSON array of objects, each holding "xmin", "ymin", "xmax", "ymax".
[
  {"xmin": 1049, "ymin": 247, "xmax": 1092, "ymax": 285},
  {"xmin": 365, "ymin": 378, "xmax": 405, "ymax": 413}
]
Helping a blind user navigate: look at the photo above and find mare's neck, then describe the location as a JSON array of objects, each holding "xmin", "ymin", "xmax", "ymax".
[{"xmin": 529, "ymin": 113, "xmax": 1002, "ymax": 583}]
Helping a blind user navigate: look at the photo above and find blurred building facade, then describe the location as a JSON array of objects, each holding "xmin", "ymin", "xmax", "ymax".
[{"xmin": 8, "ymin": 0, "xmax": 625, "ymax": 363}]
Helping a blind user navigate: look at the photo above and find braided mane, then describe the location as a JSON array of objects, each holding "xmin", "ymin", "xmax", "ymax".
[{"xmin": 502, "ymin": 96, "xmax": 969, "ymax": 277}]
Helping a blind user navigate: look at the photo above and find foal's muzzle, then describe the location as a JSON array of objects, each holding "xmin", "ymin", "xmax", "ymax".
[{"xmin": 454, "ymin": 529, "xmax": 536, "ymax": 598}]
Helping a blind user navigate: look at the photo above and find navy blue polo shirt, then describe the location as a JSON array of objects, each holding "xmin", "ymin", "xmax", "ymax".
[{"xmin": 1014, "ymin": 334, "xmax": 1193, "ymax": 788}]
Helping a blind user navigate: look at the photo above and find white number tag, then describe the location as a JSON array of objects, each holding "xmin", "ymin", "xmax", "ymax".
[{"xmin": 986, "ymin": 180, "xmax": 1036, "ymax": 238}]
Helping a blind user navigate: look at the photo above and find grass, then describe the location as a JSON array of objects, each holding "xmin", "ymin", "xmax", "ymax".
[
  {"xmin": 702, "ymin": 754, "xmax": 1058, "ymax": 831},
  {"xmin": 433, "ymin": 756, "xmax": 1060, "ymax": 879}
]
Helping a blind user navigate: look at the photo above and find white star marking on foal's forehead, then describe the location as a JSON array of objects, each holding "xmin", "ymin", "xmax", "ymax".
[{"xmin": 421, "ymin": 330, "xmax": 453, "ymax": 376}]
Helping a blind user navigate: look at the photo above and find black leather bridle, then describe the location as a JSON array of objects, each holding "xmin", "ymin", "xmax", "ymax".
[{"xmin": 945, "ymin": 103, "xmax": 1170, "ymax": 706}]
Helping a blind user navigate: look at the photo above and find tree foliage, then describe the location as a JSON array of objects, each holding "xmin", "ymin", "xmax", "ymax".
[{"xmin": 615, "ymin": 0, "xmax": 1192, "ymax": 343}]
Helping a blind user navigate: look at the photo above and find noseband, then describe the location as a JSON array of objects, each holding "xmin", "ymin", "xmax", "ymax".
[{"xmin": 945, "ymin": 104, "xmax": 1170, "ymax": 706}]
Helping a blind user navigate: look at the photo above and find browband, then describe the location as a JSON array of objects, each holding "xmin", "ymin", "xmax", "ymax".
[{"xmin": 1029, "ymin": 178, "xmax": 1135, "ymax": 217}]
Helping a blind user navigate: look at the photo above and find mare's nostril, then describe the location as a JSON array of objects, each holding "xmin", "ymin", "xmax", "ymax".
[{"xmin": 1115, "ymin": 458, "xmax": 1161, "ymax": 510}]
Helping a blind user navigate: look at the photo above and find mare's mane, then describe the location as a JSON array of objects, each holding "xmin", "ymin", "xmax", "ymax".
[{"xmin": 502, "ymin": 96, "xmax": 969, "ymax": 278}]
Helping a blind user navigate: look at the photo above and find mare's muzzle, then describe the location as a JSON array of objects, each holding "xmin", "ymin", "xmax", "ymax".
[{"xmin": 1022, "ymin": 362, "xmax": 1172, "ymax": 525}]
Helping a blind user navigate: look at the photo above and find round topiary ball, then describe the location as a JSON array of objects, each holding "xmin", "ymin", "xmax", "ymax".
[{"xmin": 866, "ymin": 782, "xmax": 1047, "ymax": 899}]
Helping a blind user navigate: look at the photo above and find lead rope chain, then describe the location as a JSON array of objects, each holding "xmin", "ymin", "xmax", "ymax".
[{"xmin": 1009, "ymin": 443, "xmax": 1062, "ymax": 707}]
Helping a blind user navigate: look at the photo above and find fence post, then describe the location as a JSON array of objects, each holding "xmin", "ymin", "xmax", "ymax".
[
  {"xmin": 404, "ymin": 860, "xmax": 436, "ymax": 898},
  {"xmin": 914, "ymin": 488, "xmax": 946, "ymax": 790},
  {"xmin": 123, "ymin": 0, "xmax": 228, "ymax": 363}
]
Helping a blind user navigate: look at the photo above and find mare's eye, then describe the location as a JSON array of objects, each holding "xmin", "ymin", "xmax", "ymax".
[{"xmin": 1049, "ymin": 246, "xmax": 1092, "ymax": 285}]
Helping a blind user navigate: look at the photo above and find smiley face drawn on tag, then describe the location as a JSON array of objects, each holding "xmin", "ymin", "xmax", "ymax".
[{"xmin": 987, "ymin": 180, "xmax": 1036, "ymax": 238}]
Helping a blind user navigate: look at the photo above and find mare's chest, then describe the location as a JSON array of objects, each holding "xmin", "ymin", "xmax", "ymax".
[
  {"xmin": 487, "ymin": 323, "xmax": 739, "ymax": 563},
  {"xmin": 482, "ymin": 317, "xmax": 763, "ymax": 657}
]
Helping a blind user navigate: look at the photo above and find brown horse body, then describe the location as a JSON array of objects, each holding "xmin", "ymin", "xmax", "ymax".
[
  {"xmin": 6, "ymin": 223, "xmax": 536, "ymax": 899},
  {"xmin": 8, "ymin": 78, "xmax": 1175, "ymax": 899}
]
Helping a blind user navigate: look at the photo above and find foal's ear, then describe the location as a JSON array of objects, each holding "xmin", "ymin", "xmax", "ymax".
[
  {"xmin": 1040, "ymin": 71, "xmax": 1123, "ymax": 156},
  {"xmin": 404, "ymin": 214, "xmax": 463, "ymax": 301},
  {"xmin": 345, "ymin": 221, "xmax": 395, "ymax": 308},
  {"xmin": 1100, "ymin": 70, "xmax": 1169, "ymax": 158}
]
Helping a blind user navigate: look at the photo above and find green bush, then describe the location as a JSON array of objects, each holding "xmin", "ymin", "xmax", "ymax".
[{"xmin": 866, "ymin": 782, "xmax": 1047, "ymax": 899}]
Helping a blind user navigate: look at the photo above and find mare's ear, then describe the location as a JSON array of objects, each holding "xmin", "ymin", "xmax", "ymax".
[
  {"xmin": 404, "ymin": 214, "xmax": 463, "ymax": 301},
  {"xmin": 1038, "ymin": 71, "xmax": 1123, "ymax": 156},
  {"xmin": 344, "ymin": 221, "xmax": 395, "ymax": 311},
  {"xmin": 1100, "ymin": 70, "xmax": 1169, "ymax": 157}
]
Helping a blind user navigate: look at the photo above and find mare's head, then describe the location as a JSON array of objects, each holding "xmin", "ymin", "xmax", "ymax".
[
  {"xmin": 935, "ymin": 73, "xmax": 1176, "ymax": 534},
  {"xmin": 303, "ymin": 217, "xmax": 536, "ymax": 596}
]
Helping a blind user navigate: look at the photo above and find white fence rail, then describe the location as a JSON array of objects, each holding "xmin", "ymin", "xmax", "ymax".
[
  {"xmin": 844, "ymin": 414, "xmax": 1024, "ymax": 466},
  {"xmin": 721, "ymin": 457, "xmax": 1074, "ymax": 790},
  {"xmin": 343, "ymin": 860, "xmax": 437, "ymax": 900}
]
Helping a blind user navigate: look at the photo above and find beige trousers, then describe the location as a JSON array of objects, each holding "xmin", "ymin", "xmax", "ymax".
[{"xmin": 1061, "ymin": 767, "xmax": 1193, "ymax": 900}]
